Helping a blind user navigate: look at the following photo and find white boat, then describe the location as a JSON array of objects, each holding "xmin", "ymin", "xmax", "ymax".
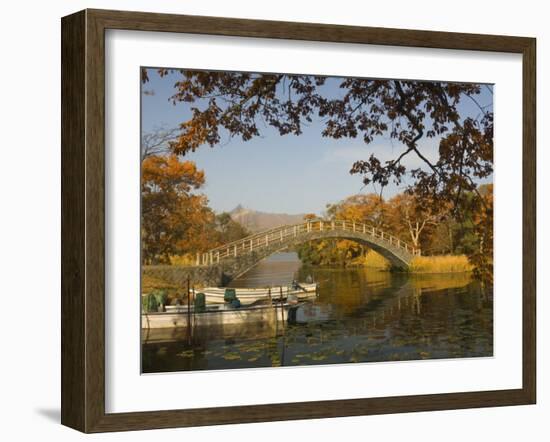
[
  {"xmin": 142, "ymin": 303, "xmax": 291, "ymax": 329},
  {"xmin": 200, "ymin": 283, "xmax": 318, "ymax": 305}
]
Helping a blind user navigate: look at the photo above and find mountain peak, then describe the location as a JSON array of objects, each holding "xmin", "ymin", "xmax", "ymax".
[{"xmin": 229, "ymin": 207, "xmax": 307, "ymax": 232}]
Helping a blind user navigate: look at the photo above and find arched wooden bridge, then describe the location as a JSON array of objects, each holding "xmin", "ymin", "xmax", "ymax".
[{"xmin": 196, "ymin": 219, "xmax": 420, "ymax": 280}]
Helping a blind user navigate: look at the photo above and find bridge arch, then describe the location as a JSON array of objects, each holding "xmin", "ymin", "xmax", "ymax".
[{"xmin": 197, "ymin": 220, "xmax": 420, "ymax": 283}]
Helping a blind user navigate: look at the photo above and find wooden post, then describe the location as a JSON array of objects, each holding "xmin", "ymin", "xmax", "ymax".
[
  {"xmin": 279, "ymin": 286, "xmax": 285, "ymax": 334},
  {"xmin": 270, "ymin": 287, "xmax": 278, "ymax": 334},
  {"xmin": 331, "ymin": 220, "xmax": 335, "ymax": 230},
  {"xmin": 294, "ymin": 225, "xmax": 297, "ymax": 237},
  {"xmin": 265, "ymin": 234, "xmax": 269, "ymax": 246},
  {"xmin": 363, "ymin": 224, "xmax": 366, "ymax": 233},
  {"xmin": 209, "ymin": 251, "xmax": 213, "ymax": 265},
  {"xmin": 186, "ymin": 276, "xmax": 191, "ymax": 344},
  {"xmin": 250, "ymin": 239, "xmax": 253, "ymax": 251},
  {"xmin": 192, "ymin": 284, "xmax": 196, "ymax": 332},
  {"xmin": 352, "ymin": 221, "xmax": 356, "ymax": 232},
  {"xmin": 280, "ymin": 230, "xmax": 283, "ymax": 241},
  {"xmin": 234, "ymin": 244, "xmax": 237, "ymax": 257},
  {"xmin": 320, "ymin": 221, "xmax": 323, "ymax": 231},
  {"xmin": 217, "ymin": 251, "xmax": 220, "ymax": 263},
  {"xmin": 196, "ymin": 253, "xmax": 200, "ymax": 266}
]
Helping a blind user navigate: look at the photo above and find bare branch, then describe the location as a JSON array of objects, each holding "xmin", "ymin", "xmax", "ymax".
[{"xmin": 141, "ymin": 126, "xmax": 181, "ymax": 160}]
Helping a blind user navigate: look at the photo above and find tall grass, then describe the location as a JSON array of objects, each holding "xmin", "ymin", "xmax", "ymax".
[{"xmin": 409, "ymin": 255, "xmax": 473, "ymax": 273}]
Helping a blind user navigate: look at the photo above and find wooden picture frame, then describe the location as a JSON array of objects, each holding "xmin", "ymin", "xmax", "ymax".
[{"xmin": 61, "ymin": 8, "xmax": 536, "ymax": 433}]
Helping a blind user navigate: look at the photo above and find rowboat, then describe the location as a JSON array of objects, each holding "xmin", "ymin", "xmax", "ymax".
[
  {"xmin": 142, "ymin": 302, "xmax": 292, "ymax": 329},
  {"xmin": 200, "ymin": 282, "xmax": 318, "ymax": 305}
]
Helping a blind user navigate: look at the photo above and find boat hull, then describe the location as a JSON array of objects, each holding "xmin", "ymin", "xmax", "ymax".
[{"xmin": 142, "ymin": 304, "xmax": 290, "ymax": 329}]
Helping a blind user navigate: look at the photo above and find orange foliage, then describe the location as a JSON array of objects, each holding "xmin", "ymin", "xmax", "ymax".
[{"xmin": 141, "ymin": 155, "xmax": 216, "ymax": 264}]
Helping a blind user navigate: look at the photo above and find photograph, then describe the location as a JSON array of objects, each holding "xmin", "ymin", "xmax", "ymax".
[{"xmin": 140, "ymin": 68, "xmax": 494, "ymax": 373}]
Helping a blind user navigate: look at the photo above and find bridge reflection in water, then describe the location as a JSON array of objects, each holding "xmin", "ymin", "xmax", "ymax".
[{"xmin": 142, "ymin": 252, "xmax": 492, "ymax": 373}]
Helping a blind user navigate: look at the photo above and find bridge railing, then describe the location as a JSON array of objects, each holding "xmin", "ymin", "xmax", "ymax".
[{"xmin": 196, "ymin": 219, "xmax": 420, "ymax": 266}]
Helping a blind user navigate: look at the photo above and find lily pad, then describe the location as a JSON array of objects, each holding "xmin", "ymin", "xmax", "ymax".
[{"xmin": 223, "ymin": 352, "xmax": 241, "ymax": 361}]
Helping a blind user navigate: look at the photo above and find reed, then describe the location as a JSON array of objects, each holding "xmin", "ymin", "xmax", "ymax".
[{"xmin": 408, "ymin": 255, "xmax": 473, "ymax": 273}]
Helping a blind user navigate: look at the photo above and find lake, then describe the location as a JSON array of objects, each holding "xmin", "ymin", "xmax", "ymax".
[{"xmin": 142, "ymin": 252, "xmax": 493, "ymax": 373}]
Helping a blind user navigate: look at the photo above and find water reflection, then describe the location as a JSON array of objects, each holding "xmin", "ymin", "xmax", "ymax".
[{"xmin": 142, "ymin": 252, "xmax": 493, "ymax": 373}]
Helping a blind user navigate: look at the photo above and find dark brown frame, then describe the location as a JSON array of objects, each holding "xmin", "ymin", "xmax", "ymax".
[{"xmin": 61, "ymin": 8, "xmax": 536, "ymax": 433}]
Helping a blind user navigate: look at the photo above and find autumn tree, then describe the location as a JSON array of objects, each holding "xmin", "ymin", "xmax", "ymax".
[
  {"xmin": 299, "ymin": 194, "xmax": 389, "ymax": 266},
  {"xmin": 141, "ymin": 154, "xmax": 215, "ymax": 264},
  {"xmin": 469, "ymin": 184, "xmax": 493, "ymax": 283},
  {"xmin": 327, "ymin": 194, "xmax": 389, "ymax": 228},
  {"xmin": 386, "ymin": 193, "xmax": 444, "ymax": 250},
  {"xmin": 214, "ymin": 212, "xmax": 250, "ymax": 243}
]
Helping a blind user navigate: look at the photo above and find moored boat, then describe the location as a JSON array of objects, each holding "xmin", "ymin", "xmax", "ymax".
[
  {"xmin": 200, "ymin": 282, "xmax": 317, "ymax": 305},
  {"xmin": 142, "ymin": 302, "xmax": 292, "ymax": 329}
]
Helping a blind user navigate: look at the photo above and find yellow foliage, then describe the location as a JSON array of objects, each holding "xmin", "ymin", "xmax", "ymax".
[
  {"xmin": 360, "ymin": 250, "xmax": 391, "ymax": 270},
  {"xmin": 170, "ymin": 254, "xmax": 197, "ymax": 266}
]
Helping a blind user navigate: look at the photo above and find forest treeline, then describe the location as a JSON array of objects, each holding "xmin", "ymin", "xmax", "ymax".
[{"xmin": 297, "ymin": 185, "xmax": 493, "ymax": 281}]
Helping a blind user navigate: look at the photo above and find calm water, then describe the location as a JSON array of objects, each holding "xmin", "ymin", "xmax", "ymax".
[{"xmin": 142, "ymin": 252, "xmax": 493, "ymax": 373}]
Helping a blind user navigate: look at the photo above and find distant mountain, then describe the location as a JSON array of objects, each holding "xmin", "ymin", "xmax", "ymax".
[{"xmin": 229, "ymin": 205, "xmax": 307, "ymax": 232}]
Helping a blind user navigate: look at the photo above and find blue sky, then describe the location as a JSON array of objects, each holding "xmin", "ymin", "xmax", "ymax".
[{"xmin": 141, "ymin": 69, "xmax": 493, "ymax": 215}]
